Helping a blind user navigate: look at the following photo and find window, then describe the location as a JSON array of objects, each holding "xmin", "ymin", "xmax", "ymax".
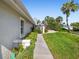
[{"xmin": 21, "ymin": 20, "xmax": 24, "ymax": 35}]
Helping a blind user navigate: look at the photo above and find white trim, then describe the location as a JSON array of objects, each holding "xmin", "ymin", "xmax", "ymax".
[{"xmin": 2, "ymin": 0, "xmax": 35, "ymax": 24}]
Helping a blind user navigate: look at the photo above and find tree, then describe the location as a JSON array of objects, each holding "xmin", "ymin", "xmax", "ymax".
[
  {"xmin": 43, "ymin": 16, "xmax": 63, "ymax": 31},
  {"xmin": 56, "ymin": 16, "xmax": 63, "ymax": 24},
  {"xmin": 43, "ymin": 16, "xmax": 55, "ymax": 30},
  {"xmin": 37, "ymin": 20, "xmax": 41, "ymax": 24},
  {"xmin": 71, "ymin": 22, "xmax": 79, "ymax": 31},
  {"xmin": 55, "ymin": 16, "xmax": 63, "ymax": 30},
  {"xmin": 61, "ymin": 0, "xmax": 79, "ymax": 32}
]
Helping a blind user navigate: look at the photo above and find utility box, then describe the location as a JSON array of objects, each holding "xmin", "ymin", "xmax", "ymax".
[
  {"xmin": 22, "ymin": 40, "xmax": 31, "ymax": 49},
  {"xmin": 13, "ymin": 39, "xmax": 31, "ymax": 49}
]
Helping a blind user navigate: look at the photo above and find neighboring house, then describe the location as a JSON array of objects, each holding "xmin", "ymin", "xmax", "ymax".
[{"xmin": 0, "ymin": 0, "xmax": 35, "ymax": 58}]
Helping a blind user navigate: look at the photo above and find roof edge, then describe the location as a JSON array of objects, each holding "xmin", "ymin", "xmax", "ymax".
[{"xmin": 3, "ymin": 0, "xmax": 35, "ymax": 24}]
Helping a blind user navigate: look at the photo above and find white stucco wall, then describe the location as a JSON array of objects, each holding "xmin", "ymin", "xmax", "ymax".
[
  {"xmin": 0, "ymin": 1, "xmax": 33, "ymax": 49},
  {"xmin": 0, "ymin": 45, "xmax": 2, "ymax": 59},
  {"xmin": 0, "ymin": 1, "xmax": 21, "ymax": 49},
  {"xmin": 23, "ymin": 20, "xmax": 33, "ymax": 36}
]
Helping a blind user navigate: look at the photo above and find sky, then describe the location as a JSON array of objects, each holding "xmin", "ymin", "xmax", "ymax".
[{"xmin": 22, "ymin": 0, "xmax": 79, "ymax": 24}]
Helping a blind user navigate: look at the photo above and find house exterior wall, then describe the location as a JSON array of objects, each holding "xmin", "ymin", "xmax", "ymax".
[
  {"xmin": 0, "ymin": 1, "xmax": 33, "ymax": 49},
  {"xmin": 23, "ymin": 20, "xmax": 33, "ymax": 36},
  {"xmin": 0, "ymin": 45, "xmax": 2, "ymax": 59}
]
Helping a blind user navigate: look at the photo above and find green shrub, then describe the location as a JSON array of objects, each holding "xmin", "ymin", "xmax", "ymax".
[
  {"xmin": 18, "ymin": 44, "xmax": 24, "ymax": 52},
  {"xmin": 59, "ymin": 28, "xmax": 68, "ymax": 32},
  {"xmin": 45, "ymin": 29, "xmax": 48, "ymax": 33},
  {"xmin": 12, "ymin": 48, "xmax": 19, "ymax": 56},
  {"xmin": 33, "ymin": 28, "xmax": 42, "ymax": 33},
  {"xmin": 71, "ymin": 22, "xmax": 79, "ymax": 31},
  {"xmin": 12, "ymin": 44, "xmax": 24, "ymax": 57},
  {"xmin": 16, "ymin": 32, "xmax": 37, "ymax": 59}
]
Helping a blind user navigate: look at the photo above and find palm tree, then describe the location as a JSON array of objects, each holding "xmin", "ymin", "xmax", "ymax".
[{"xmin": 61, "ymin": 0, "xmax": 79, "ymax": 32}]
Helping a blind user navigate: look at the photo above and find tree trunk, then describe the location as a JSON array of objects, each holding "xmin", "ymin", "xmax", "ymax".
[{"xmin": 66, "ymin": 16, "xmax": 70, "ymax": 32}]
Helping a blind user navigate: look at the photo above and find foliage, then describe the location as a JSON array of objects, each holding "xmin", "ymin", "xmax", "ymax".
[
  {"xmin": 71, "ymin": 22, "xmax": 79, "ymax": 31},
  {"xmin": 15, "ymin": 32, "xmax": 37, "ymax": 59},
  {"xmin": 43, "ymin": 32, "xmax": 79, "ymax": 59},
  {"xmin": 12, "ymin": 48, "xmax": 19, "ymax": 56},
  {"xmin": 33, "ymin": 28, "xmax": 42, "ymax": 33},
  {"xmin": 56, "ymin": 16, "xmax": 63, "ymax": 23},
  {"xmin": 18, "ymin": 44, "xmax": 24, "ymax": 52},
  {"xmin": 45, "ymin": 29, "xmax": 48, "ymax": 32},
  {"xmin": 43, "ymin": 16, "xmax": 63, "ymax": 31},
  {"xmin": 12, "ymin": 44, "xmax": 24, "ymax": 56},
  {"xmin": 55, "ymin": 16, "xmax": 63, "ymax": 31},
  {"xmin": 37, "ymin": 20, "xmax": 41, "ymax": 24},
  {"xmin": 71, "ymin": 31, "xmax": 79, "ymax": 35},
  {"xmin": 60, "ymin": 27, "xmax": 68, "ymax": 32},
  {"xmin": 61, "ymin": 0, "xmax": 79, "ymax": 32}
]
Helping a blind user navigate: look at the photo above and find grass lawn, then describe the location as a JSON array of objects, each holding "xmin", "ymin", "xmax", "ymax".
[{"xmin": 43, "ymin": 32, "xmax": 79, "ymax": 59}]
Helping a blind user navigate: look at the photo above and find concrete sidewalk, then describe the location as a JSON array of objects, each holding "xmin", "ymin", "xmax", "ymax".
[{"xmin": 33, "ymin": 34, "xmax": 54, "ymax": 59}]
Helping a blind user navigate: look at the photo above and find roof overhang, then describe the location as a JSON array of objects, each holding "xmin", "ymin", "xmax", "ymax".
[{"xmin": 2, "ymin": 0, "xmax": 35, "ymax": 24}]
